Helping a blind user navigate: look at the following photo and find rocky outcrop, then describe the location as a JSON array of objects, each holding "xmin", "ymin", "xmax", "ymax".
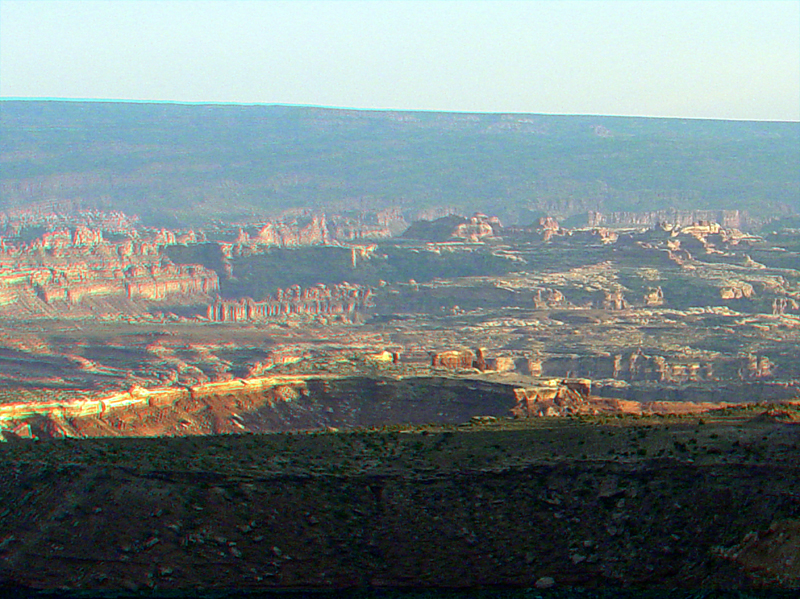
[
  {"xmin": 451, "ymin": 213, "xmax": 501, "ymax": 242},
  {"xmin": 540, "ymin": 349, "xmax": 731, "ymax": 383},
  {"xmin": 644, "ymin": 286, "xmax": 665, "ymax": 306},
  {"xmin": 0, "ymin": 375, "xmax": 313, "ymax": 438},
  {"xmin": 250, "ymin": 214, "xmax": 331, "ymax": 247},
  {"xmin": 215, "ymin": 213, "xmax": 396, "ymax": 256},
  {"xmin": 601, "ymin": 291, "xmax": 628, "ymax": 310},
  {"xmin": 511, "ymin": 379, "xmax": 592, "ymax": 417},
  {"xmin": 773, "ymin": 297, "xmax": 800, "ymax": 315},
  {"xmin": 430, "ymin": 347, "xmax": 516, "ymax": 373},
  {"xmin": 740, "ymin": 354, "xmax": 774, "ymax": 379},
  {"xmin": 720, "ymin": 282, "xmax": 755, "ymax": 300},
  {"xmin": 533, "ymin": 287, "xmax": 567, "ymax": 309},
  {"xmin": 0, "ymin": 375, "xmax": 524, "ymax": 439},
  {"xmin": 349, "ymin": 244, "xmax": 377, "ymax": 267},
  {"xmin": 207, "ymin": 283, "xmax": 373, "ymax": 322},
  {"xmin": 431, "ymin": 349, "xmax": 476, "ymax": 370},
  {"xmin": 0, "ymin": 203, "xmax": 141, "ymax": 235},
  {"xmin": 329, "ymin": 214, "xmax": 392, "ymax": 241},
  {"xmin": 486, "ymin": 356, "xmax": 515, "ymax": 372}
]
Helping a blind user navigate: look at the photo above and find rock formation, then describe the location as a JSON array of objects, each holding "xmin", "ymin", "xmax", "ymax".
[
  {"xmin": 0, "ymin": 227, "xmax": 218, "ymax": 315},
  {"xmin": 643, "ymin": 286, "xmax": 665, "ymax": 306},
  {"xmin": 533, "ymin": 288, "xmax": 567, "ymax": 309},
  {"xmin": 588, "ymin": 210, "xmax": 750, "ymax": 230},
  {"xmin": 601, "ymin": 291, "xmax": 628, "ymax": 310},
  {"xmin": 430, "ymin": 349, "xmax": 476, "ymax": 370},
  {"xmin": 403, "ymin": 213, "xmax": 501, "ymax": 242},
  {"xmin": 207, "ymin": 283, "xmax": 373, "ymax": 322},
  {"xmin": 773, "ymin": 297, "xmax": 800, "ymax": 315},
  {"xmin": 511, "ymin": 379, "xmax": 592, "ymax": 417},
  {"xmin": 430, "ymin": 347, "xmax": 516, "ymax": 373},
  {"xmin": 720, "ymin": 282, "xmax": 755, "ymax": 300},
  {"xmin": 740, "ymin": 354, "xmax": 774, "ymax": 379}
]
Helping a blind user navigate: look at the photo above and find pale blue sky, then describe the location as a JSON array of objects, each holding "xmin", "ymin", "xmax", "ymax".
[{"xmin": 1, "ymin": 0, "xmax": 798, "ymax": 121}]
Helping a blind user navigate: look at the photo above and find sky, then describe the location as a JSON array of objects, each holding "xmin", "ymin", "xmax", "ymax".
[{"xmin": 1, "ymin": 0, "xmax": 798, "ymax": 121}]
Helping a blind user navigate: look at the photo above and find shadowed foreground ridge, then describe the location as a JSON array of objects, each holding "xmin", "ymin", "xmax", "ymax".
[{"xmin": 2, "ymin": 405, "xmax": 800, "ymax": 593}]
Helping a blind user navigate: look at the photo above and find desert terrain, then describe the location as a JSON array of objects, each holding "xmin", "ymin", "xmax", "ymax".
[{"xmin": 0, "ymin": 102, "xmax": 798, "ymax": 594}]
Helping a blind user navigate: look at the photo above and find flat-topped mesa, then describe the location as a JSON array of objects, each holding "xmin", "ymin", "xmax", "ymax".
[
  {"xmin": 207, "ymin": 283, "xmax": 374, "ymax": 322},
  {"xmin": 430, "ymin": 347, "xmax": 518, "ymax": 373},
  {"xmin": 431, "ymin": 349, "xmax": 476, "ymax": 369},
  {"xmin": 402, "ymin": 213, "xmax": 502, "ymax": 243},
  {"xmin": 538, "ymin": 348, "xmax": 782, "ymax": 384}
]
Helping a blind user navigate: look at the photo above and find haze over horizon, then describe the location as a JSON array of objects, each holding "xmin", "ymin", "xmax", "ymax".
[{"xmin": 1, "ymin": 0, "xmax": 798, "ymax": 122}]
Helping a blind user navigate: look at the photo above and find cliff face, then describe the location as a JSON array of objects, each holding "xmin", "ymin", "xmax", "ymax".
[
  {"xmin": 124, "ymin": 264, "xmax": 218, "ymax": 301},
  {"xmin": 250, "ymin": 214, "xmax": 331, "ymax": 248},
  {"xmin": 511, "ymin": 379, "xmax": 592, "ymax": 417},
  {"xmin": 588, "ymin": 209, "xmax": 750, "ymax": 229},
  {"xmin": 0, "ymin": 227, "xmax": 218, "ymax": 315},
  {"xmin": 221, "ymin": 212, "xmax": 396, "ymax": 256},
  {"xmin": 0, "ymin": 375, "xmax": 521, "ymax": 439},
  {"xmin": 537, "ymin": 349, "xmax": 779, "ymax": 383},
  {"xmin": 207, "ymin": 283, "xmax": 373, "ymax": 322}
]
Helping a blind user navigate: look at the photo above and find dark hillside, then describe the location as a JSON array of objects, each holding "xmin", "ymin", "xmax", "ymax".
[{"xmin": 1, "ymin": 101, "xmax": 798, "ymax": 226}]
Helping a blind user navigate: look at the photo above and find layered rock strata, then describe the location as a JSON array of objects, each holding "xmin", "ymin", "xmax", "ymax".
[
  {"xmin": 207, "ymin": 284, "xmax": 374, "ymax": 322},
  {"xmin": 0, "ymin": 226, "xmax": 218, "ymax": 314}
]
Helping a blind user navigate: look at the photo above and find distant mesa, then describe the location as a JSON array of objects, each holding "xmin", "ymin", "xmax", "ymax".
[{"xmin": 402, "ymin": 213, "xmax": 502, "ymax": 242}]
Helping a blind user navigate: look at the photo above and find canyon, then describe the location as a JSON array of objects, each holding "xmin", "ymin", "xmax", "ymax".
[
  {"xmin": 0, "ymin": 205, "xmax": 796, "ymax": 415},
  {"xmin": 1, "ymin": 102, "xmax": 799, "ymax": 594}
]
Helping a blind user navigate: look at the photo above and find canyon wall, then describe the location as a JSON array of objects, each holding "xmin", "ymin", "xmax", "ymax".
[
  {"xmin": 207, "ymin": 283, "xmax": 374, "ymax": 322},
  {"xmin": 537, "ymin": 349, "xmax": 777, "ymax": 383},
  {"xmin": 587, "ymin": 209, "xmax": 750, "ymax": 229},
  {"xmin": 222, "ymin": 212, "xmax": 393, "ymax": 257},
  {"xmin": 0, "ymin": 226, "xmax": 218, "ymax": 314}
]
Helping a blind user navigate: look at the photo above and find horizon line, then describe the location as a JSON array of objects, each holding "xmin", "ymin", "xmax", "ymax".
[{"xmin": 2, "ymin": 96, "xmax": 798, "ymax": 124}]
